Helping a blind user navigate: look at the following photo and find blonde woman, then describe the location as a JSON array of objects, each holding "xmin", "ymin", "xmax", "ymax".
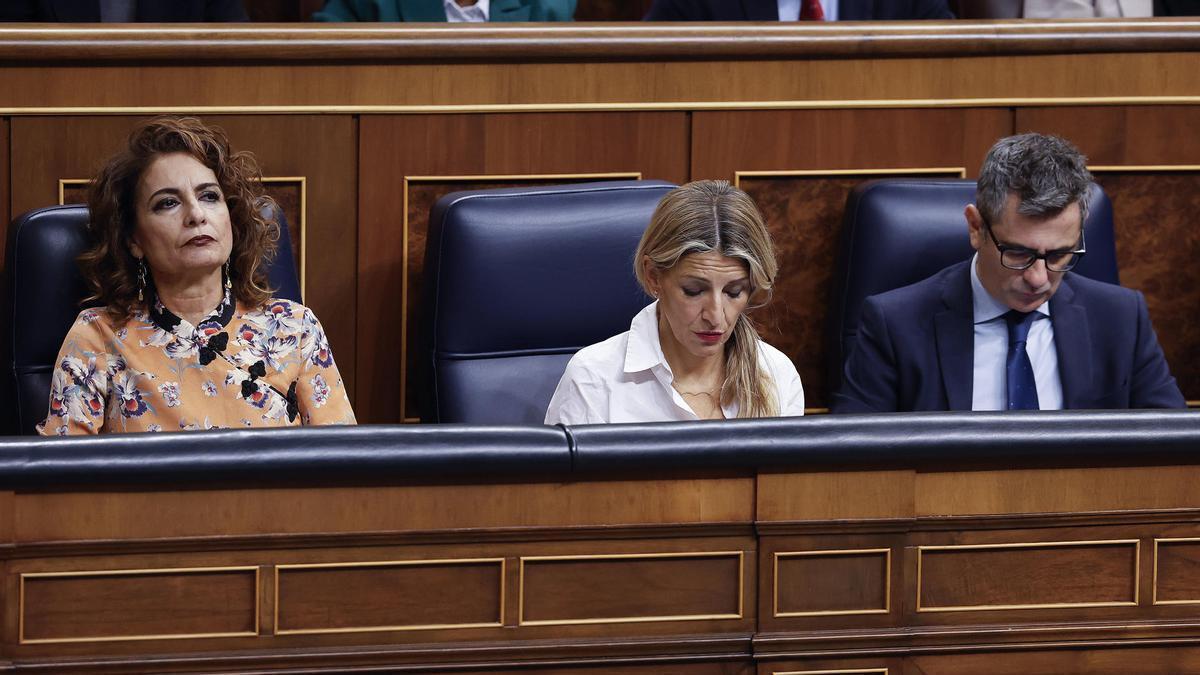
[{"xmin": 545, "ymin": 180, "xmax": 804, "ymax": 424}]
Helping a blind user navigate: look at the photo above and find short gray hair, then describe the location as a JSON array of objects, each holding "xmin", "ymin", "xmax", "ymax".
[{"xmin": 976, "ymin": 133, "xmax": 1092, "ymax": 228}]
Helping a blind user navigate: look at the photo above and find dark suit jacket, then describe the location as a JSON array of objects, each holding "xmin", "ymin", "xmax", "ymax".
[
  {"xmin": 0, "ymin": 0, "xmax": 248, "ymax": 21},
  {"xmin": 312, "ymin": 0, "xmax": 575, "ymax": 21},
  {"xmin": 832, "ymin": 260, "xmax": 1186, "ymax": 413},
  {"xmin": 645, "ymin": 0, "xmax": 953, "ymax": 20}
]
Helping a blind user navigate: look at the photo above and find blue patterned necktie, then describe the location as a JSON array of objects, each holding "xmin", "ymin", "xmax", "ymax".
[{"xmin": 1005, "ymin": 310, "xmax": 1040, "ymax": 410}]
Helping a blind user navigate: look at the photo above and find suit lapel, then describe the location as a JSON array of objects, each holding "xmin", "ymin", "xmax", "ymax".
[
  {"xmin": 1049, "ymin": 277, "xmax": 1094, "ymax": 408},
  {"xmin": 401, "ymin": 0, "xmax": 451, "ymax": 21},
  {"xmin": 934, "ymin": 262, "xmax": 975, "ymax": 411},
  {"xmin": 490, "ymin": 0, "xmax": 532, "ymax": 21},
  {"xmin": 742, "ymin": 0, "xmax": 779, "ymax": 20}
]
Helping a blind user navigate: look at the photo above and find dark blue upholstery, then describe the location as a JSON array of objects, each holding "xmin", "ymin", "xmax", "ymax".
[
  {"xmin": 826, "ymin": 179, "xmax": 1119, "ymax": 395},
  {"xmin": 423, "ymin": 180, "xmax": 676, "ymax": 424},
  {"xmin": 2, "ymin": 204, "xmax": 301, "ymax": 435}
]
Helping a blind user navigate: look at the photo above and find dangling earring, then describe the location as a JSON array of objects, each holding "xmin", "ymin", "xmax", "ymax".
[
  {"xmin": 136, "ymin": 257, "xmax": 147, "ymax": 303},
  {"xmin": 224, "ymin": 260, "xmax": 232, "ymax": 290}
]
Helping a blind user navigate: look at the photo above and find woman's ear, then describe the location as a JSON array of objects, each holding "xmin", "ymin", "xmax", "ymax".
[
  {"xmin": 641, "ymin": 256, "xmax": 661, "ymax": 298},
  {"xmin": 128, "ymin": 238, "xmax": 144, "ymax": 261}
]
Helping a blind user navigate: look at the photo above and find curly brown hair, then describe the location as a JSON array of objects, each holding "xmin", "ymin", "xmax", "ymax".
[{"xmin": 79, "ymin": 116, "xmax": 279, "ymax": 323}]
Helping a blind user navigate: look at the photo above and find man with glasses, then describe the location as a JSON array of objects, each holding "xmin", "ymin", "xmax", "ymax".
[{"xmin": 833, "ymin": 133, "xmax": 1185, "ymax": 412}]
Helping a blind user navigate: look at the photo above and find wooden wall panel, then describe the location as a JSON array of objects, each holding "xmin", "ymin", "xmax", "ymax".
[
  {"xmin": 7, "ymin": 115, "xmax": 358, "ymax": 406},
  {"xmin": 1154, "ymin": 539, "xmax": 1200, "ymax": 604},
  {"xmin": 1016, "ymin": 106, "xmax": 1200, "ymax": 404},
  {"xmin": 692, "ymin": 108, "xmax": 1011, "ymax": 408},
  {"xmin": 357, "ymin": 113, "xmax": 689, "ymax": 423}
]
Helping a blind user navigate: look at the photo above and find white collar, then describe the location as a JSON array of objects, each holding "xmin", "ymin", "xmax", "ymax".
[
  {"xmin": 444, "ymin": 0, "xmax": 490, "ymax": 20},
  {"xmin": 623, "ymin": 301, "xmax": 666, "ymax": 374},
  {"xmin": 970, "ymin": 252, "xmax": 1051, "ymax": 324}
]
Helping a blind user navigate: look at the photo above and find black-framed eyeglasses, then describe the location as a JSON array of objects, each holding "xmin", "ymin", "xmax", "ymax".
[{"xmin": 982, "ymin": 221, "xmax": 1087, "ymax": 273}]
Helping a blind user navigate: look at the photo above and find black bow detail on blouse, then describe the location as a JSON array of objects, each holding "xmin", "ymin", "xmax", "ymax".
[
  {"xmin": 240, "ymin": 360, "xmax": 268, "ymax": 398},
  {"xmin": 198, "ymin": 332, "xmax": 229, "ymax": 366},
  {"xmin": 285, "ymin": 381, "xmax": 299, "ymax": 423}
]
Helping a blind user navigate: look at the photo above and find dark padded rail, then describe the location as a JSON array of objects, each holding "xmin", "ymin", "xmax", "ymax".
[
  {"xmin": 567, "ymin": 409, "xmax": 1200, "ymax": 472},
  {"xmin": 0, "ymin": 410, "xmax": 1197, "ymax": 488},
  {"xmin": 0, "ymin": 424, "xmax": 571, "ymax": 488}
]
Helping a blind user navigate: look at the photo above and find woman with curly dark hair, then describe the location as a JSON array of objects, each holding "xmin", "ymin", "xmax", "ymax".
[{"xmin": 39, "ymin": 117, "xmax": 355, "ymax": 434}]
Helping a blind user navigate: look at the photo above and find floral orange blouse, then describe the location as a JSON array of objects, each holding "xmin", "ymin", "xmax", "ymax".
[{"xmin": 38, "ymin": 289, "xmax": 356, "ymax": 435}]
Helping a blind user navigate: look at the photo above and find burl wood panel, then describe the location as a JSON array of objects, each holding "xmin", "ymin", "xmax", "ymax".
[
  {"xmin": 358, "ymin": 113, "xmax": 688, "ymax": 423},
  {"xmin": 1155, "ymin": 540, "xmax": 1200, "ymax": 604},
  {"xmin": 918, "ymin": 541, "xmax": 1138, "ymax": 611},
  {"xmin": 8, "ymin": 115, "xmax": 358, "ymax": 405},
  {"xmin": 774, "ymin": 550, "xmax": 888, "ymax": 616},
  {"xmin": 1015, "ymin": 106, "xmax": 1200, "ymax": 402},
  {"xmin": 693, "ymin": 109, "xmax": 1010, "ymax": 407},
  {"xmin": 520, "ymin": 553, "xmax": 742, "ymax": 625},
  {"xmin": 738, "ymin": 172, "xmax": 961, "ymax": 407},
  {"xmin": 276, "ymin": 560, "xmax": 502, "ymax": 633},
  {"xmin": 402, "ymin": 175, "xmax": 637, "ymax": 420},
  {"xmin": 21, "ymin": 568, "xmax": 257, "ymax": 642}
]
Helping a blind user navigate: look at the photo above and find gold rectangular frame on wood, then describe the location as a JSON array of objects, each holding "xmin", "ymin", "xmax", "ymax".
[
  {"xmin": 18, "ymin": 565, "xmax": 261, "ymax": 644},
  {"xmin": 774, "ymin": 670, "xmax": 888, "ymax": 675},
  {"xmin": 273, "ymin": 557, "xmax": 506, "ymax": 635},
  {"xmin": 57, "ymin": 176, "xmax": 308, "ymax": 299},
  {"xmin": 915, "ymin": 539, "xmax": 1140, "ymax": 613},
  {"xmin": 773, "ymin": 548, "xmax": 891, "ymax": 618},
  {"xmin": 517, "ymin": 550, "xmax": 744, "ymax": 627},
  {"xmin": 1088, "ymin": 164, "xmax": 1200, "ymax": 410},
  {"xmin": 400, "ymin": 171, "xmax": 642, "ymax": 423},
  {"xmin": 1152, "ymin": 537, "xmax": 1200, "ymax": 605},
  {"xmin": 733, "ymin": 166, "xmax": 966, "ymax": 414}
]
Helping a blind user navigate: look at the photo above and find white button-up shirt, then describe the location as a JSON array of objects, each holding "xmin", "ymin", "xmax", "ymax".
[
  {"xmin": 444, "ymin": 0, "xmax": 489, "ymax": 22},
  {"xmin": 544, "ymin": 301, "xmax": 805, "ymax": 425},
  {"xmin": 970, "ymin": 253, "xmax": 1063, "ymax": 411}
]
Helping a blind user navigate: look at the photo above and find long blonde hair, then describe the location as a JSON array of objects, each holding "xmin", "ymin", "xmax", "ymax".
[{"xmin": 634, "ymin": 180, "xmax": 780, "ymax": 417}]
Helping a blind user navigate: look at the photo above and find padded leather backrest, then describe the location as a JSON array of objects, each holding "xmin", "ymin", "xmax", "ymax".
[
  {"xmin": 827, "ymin": 179, "xmax": 1119, "ymax": 395},
  {"xmin": 3, "ymin": 204, "xmax": 301, "ymax": 435},
  {"xmin": 423, "ymin": 180, "xmax": 677, "ymax": 424}
]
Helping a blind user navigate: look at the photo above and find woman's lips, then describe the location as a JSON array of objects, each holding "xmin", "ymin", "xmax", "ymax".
[
  {"xmin": 695, "ymin": 331, "xmax": 723, "ymax": 344},
  {"xmin": 186, "ymin": 235, "xmax": 215, "ymax": 246}
]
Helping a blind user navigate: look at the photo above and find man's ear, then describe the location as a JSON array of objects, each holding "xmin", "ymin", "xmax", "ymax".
[{"xmin": 965, "ymin": 204, "xmax": 984, "ymax": 252}]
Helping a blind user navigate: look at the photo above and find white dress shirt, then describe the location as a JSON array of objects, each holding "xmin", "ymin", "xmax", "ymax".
[
  {"xmin": 444, "ymin": 0, "xmax": 489, "ymax": 22},
  {"xmin": 970, "ymin": 253, "xmax": 1063, "ymax": 411},
  {"xmin": 544, "ymin": 301, "xmax": 805, "ymax": 425},
  {"xmin": 778, "ymin": 0, "xmax": 839, "ymax": 20}
]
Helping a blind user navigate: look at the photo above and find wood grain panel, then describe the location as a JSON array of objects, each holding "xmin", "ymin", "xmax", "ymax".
[
  {"xmin": 1015, "ymin": 107, "xmax": 1200, "ymax": 402},
  {"xmin": 907, "ymin": 645, "xmax": 1200, "ymax": 674},
  {"xmin": 1155, "ymin": 539, "xmax": 1200, "ymax": 604},
  {"xmin": 774, "ymin": 550, "xmax": 889, "ymax": 617},
  {"xmin": 918, "ymin": 541, "xmax": 1138, "ymax": 611},
  {"xmin": 276, "ymin": 559, "xmax": 503, "ymax": 634},
  {"xmin": 693, "ymin": 109, "xmax": 1009, "ymax": 407},
  {"xmin": 520, "ymin": 552, "xmax": 742, "ymax": 625},
  {"xmin": 758, "ymin": 470, "xmax": 916, "ymax": 522},
  {"xmin": 9, "ymin": 115, "xmax": 358, "ymax": 406},
  {"xmin": 357, "ymin": 113, "xmax": 688, "ymax": 423},
  {"xmin": 16, "ymin": 477, "xmax": 753, "ymax": 542},
  {"xmin": 916, "ymin": 464, "xmax": 1200, "ymax": 516},
  {"xmin": 20, "ymin": 567, "xmax": 257, "ymax": 643}
]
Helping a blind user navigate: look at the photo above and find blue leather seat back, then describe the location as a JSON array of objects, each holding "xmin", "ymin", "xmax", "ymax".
[
  {"xmin": 424, "ymin": 180, "xmax": 676, "ymax": 424},
  {"xmin": 827, "ymin": 178, "xmax": 1119, "ymax": 395},
  {"xmin": 3, "ymin": 203, "xmax": 301, "ymax": 435}
]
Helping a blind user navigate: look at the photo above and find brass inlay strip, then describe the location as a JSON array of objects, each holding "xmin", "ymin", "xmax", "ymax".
[
  {"xmin": 916, "ymin": 539, "xmax": 1140, "ymax": 613},
  {"xmin": 400, "ymin": 171, "xmax": 642, "ymax": 422},
  {"xmin": 773, "ymin": 548, "xmax": 891, "ymax": 618},
  {"xmin": 775, "ymin": 670, "xmax": 888, "ymax": 675},
  {"xmin": 1153, "ymin": 537, "xmax": 1200, "ymax": 605},
  {"xmin": 19, "ymin": 565, "xmax": 260, "ymax": 645},
  {"xmin": 274, "ymin": 557, "xmax": 506, "ymax": 635},
  {"xmin": 5, "ymin": 96, "xmax": 1200, "ymax": 116},
  {"xmin": 56, "ymin": 175, "xmax": 309, "ymax": 299},
  {"xmin": 735, "ymin": 167, "xmax": 967, "ymax": 187},
  {"xmin": 517, "ymin": 550, "xmax": 744, "ymax": 627}
]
